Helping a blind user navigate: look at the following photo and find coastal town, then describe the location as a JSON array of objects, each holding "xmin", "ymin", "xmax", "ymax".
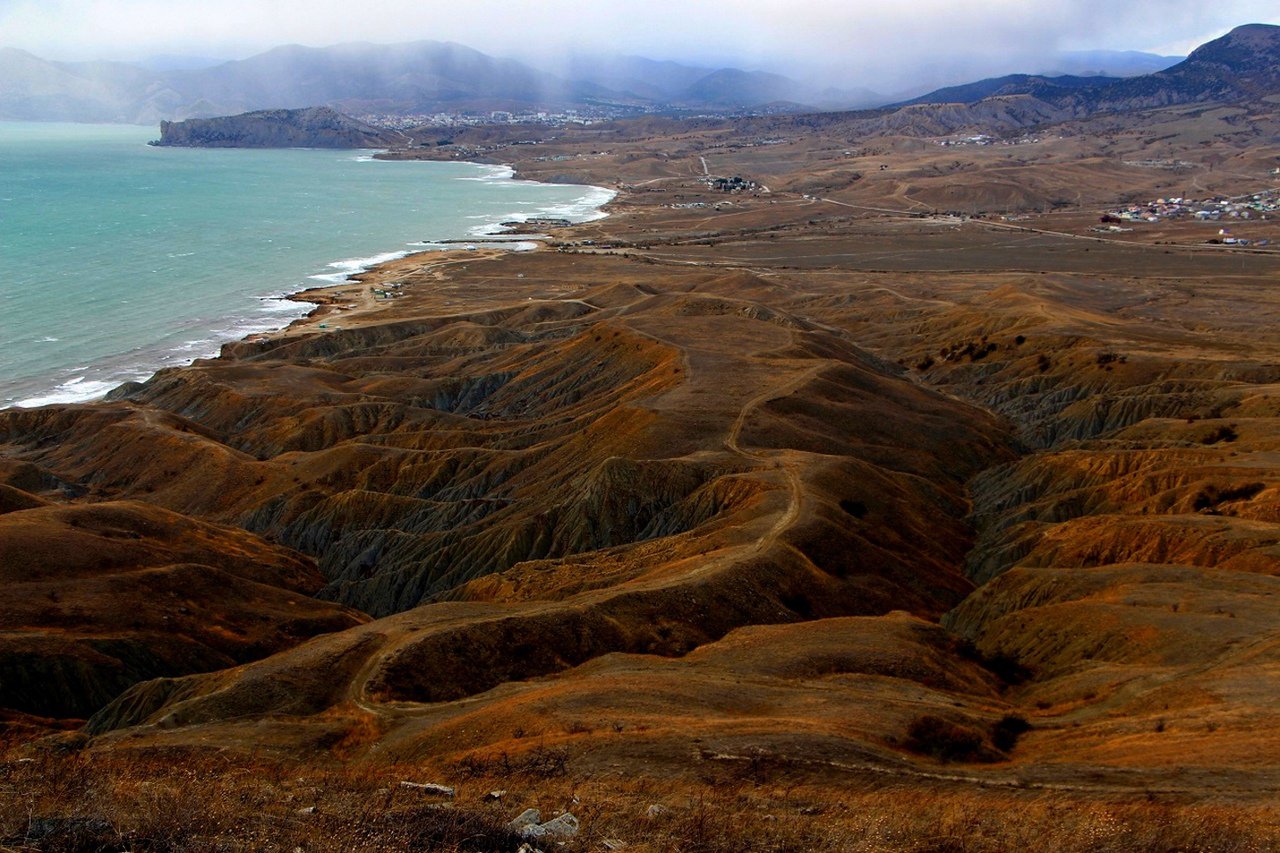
[
  {"xmin": 356, "ymin": 100, "xmax": 806, "ymax": 131},
  {"xmin": 356, "ymin": 106, "xmax": 642, "ymax": 129}
]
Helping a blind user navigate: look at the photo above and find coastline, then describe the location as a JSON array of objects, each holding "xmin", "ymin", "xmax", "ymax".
[
  {"xmin": 254, "ymin": 247, "xmax": 507, "ymax": 341},
  {"xmin": 249, "ymin": 162, "xmax": 617, "ymax": 342},
  {"xmin": 4, "ymin": 156, "xmax": 616, "ymax": 408}
]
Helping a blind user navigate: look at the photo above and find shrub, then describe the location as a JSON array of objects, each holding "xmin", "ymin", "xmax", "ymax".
[
  {"xmin": 904, "ymin": 715, "xmax": 992, "ymax": 763},
  {"xmin": 992, "ymin": 715, "xmax": 1033, "ymax": 752},
  {"xmin": 1200, "ymin": 424, "xmax": 1239, "ymax": 445},
  {"xmin": 1193, "ymin": 482, "xmax": 1264, "ymax": 511}
]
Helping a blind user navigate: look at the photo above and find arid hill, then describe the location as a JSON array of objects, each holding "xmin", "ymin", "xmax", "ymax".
[{"xmin": 0, "ymin": 498, "xmax": 366, "ymax": 719}]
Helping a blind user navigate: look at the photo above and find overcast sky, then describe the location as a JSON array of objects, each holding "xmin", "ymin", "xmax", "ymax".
[{"xmin": 4, "ymin": 0, "xmax": 1279, "ymax": 90}]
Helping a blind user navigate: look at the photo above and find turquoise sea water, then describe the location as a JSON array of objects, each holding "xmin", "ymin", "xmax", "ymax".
[{"xmin": 0, "ymin": 122, "xmax": 612, "ymax": 408}]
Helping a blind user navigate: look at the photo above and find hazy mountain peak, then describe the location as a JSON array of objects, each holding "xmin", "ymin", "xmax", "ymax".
[
  {"xmin": 1047, "ymin": 49, "xmax": 1182, "ymax": 78},
  {"xmin": 136, "ymin": 54, "xmax": 229, "ymax": 73},
  {"xmin": 1185, "ymin": 22, "xmax": 1280, "ymax": 70}
]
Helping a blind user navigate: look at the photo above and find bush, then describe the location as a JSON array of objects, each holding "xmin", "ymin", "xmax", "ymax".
[
  {"xmin": 992, "ymin": 714, "xmax": 1032, "ymax": 752},
  {"xmin": 904, "ymin": 715, "xmax": 992, "ymax": 763},
  {"xmin": 1095, "ymin": 351, "xmax": 1126, "ymax": 367},
  {"xmin": 1200, "ymin": 424, "xmax": 1239, "ymax": 445},
  {"xmin": 1194, "ymin": 482, "xmax": 1264, "ymax": 511}
]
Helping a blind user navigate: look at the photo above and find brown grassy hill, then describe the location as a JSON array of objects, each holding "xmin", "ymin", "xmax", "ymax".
[
  {"xmin": 0, "ymin": 252, "xmax": 1017, "ymax": 755},
  {"xmin": 0, "ymin": 254, "xmax": 1010, "ymax": 628},
  {"xmin": 0, "ymin": 499, "xmax": 365, "ymax": 718}
]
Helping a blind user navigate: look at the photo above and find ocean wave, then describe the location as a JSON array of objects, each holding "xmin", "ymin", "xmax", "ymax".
[
  {"xmin": 457, "ymin": 165, "xmax": 516, "ymax": 183},
  {"xmin": 308, "ymin": 250, "xmax": 412, "ymax": 283},
  {"xmin": 468, "ymin": 221, "xmax": 510, "ymax": 238},
  {"xmin": 13, "ymin": 376, "xmax": 120, "ymax": 408},
  {"xmin": 462, "ymin": 184, "xmax": 615, "ymax": 238},
  {"xmin": 256, "ymin": 295, "xmax": 307, "ymax": 313},
  {"xmin": 533, "ymin": 186, "xmax": 617, "ymax": 222}
]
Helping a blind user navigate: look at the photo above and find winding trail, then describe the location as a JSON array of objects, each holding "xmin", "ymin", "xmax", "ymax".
[{"xmin": 724, "ymin": 363, "xmax": 825, "ymax": 555}]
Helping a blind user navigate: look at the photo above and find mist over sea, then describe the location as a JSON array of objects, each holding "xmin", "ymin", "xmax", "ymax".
[{"xmin": 0, "ymin": 122, "xmax": 612, "ymax": 408}]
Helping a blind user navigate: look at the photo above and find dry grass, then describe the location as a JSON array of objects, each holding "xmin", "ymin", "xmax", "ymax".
[{"xmin": 1, "ymin": 745, "xmax": 1276, "ymax": 852}]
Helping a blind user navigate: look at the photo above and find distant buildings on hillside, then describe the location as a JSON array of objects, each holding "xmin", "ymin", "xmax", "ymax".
[{"xmin": 1099, "ymin": 189, "xmax": 1279, "ymax": 246}]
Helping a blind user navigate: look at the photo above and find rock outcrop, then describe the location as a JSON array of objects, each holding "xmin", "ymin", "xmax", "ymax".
[{"xmin": 153, "ymin": 106, "xmax": 409, "ymax": 149}]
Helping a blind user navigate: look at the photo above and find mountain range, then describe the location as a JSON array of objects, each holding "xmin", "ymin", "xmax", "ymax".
[
  {"xmin": 0, "ymin": 41, "xmax": 882, "ymax": 123},
  {"xmin": 150, "ymin": 24, "xmax": 1280, "ymax": 154},
  {"xmin": 1039, "ymin": 48, "xmax": 1182, "ymax": 78},
  {"xmin": 751, "ymin": 24, "xmax": 1280, "ymax": 140},
  {"xmin": 0, "ymin": 39, "xmax": 1183, "ymax": 125}
]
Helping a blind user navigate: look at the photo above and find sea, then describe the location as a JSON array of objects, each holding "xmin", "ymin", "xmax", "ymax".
[{"xmin": 0, "ymin": 121, "xmax": 613, "ymax": 408}]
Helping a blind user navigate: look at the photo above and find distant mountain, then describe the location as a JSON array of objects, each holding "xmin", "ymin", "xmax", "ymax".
[
  {"xmin": 170, "ymin": 41, "xmax": 617, "ymax": 117},
  {"xmin": 558, "ymin": 55, "xmax": 714, "ymax": 102},
  {"xmin": 1047, "ymin": 49, "xmax": 1182, "ymax": 78},
  {"xmin": 153, "ymin": 106, "xmax": 410, "ymax": 148},
  {"xmin": 3, "ymin": 27, "xmax": 1269, "ymax": 127},
  {"xmin": 557, "ymin": 54, "xmax": 883, "ymax": 110},
  {"xmin": 137, "ymin": 54, "xmax": 229, "ymax": 73},
  {"xmin": 898, "ymin": 74, "xmax": 1121, "ymax": 107},
  {"xmin": 1056, "ymin": 23, "xmax": 1280, "ymax": 113},
  {"xmin": 862, "ymin": 24, "xmax": 1280, "ymax": 136},
  {"xmin": 677, "ymin": 67, "xmax": 804, "ymax": 108},
  {"xmin": 0, "ymin": 48, "xmax": 181, "ymax": 123},
  {"xmin": 0, "ymin": 40, "xmax": 860, "ymax": 123},
  {"xmin": 0, "ymin": 42, "xmax": 631, "ymax": 123},
  {"xmin": 732, "ymin": 23, "xmax": 1280, "ymax": 144}
]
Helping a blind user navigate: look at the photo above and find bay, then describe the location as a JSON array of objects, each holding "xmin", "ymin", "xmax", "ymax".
[{"xmin": 0, "ymin": 122, "xmax": 612, "ymax": 408}]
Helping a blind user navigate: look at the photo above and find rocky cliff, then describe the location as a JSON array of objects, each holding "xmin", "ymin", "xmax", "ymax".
[{"xmin": 153, "ymin": 106, "xmax": 409, "ymax": 149}]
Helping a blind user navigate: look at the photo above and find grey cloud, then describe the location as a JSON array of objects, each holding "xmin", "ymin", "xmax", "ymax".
[{"xmin": 2, "ymin": 0, "xmax": 1278, "ymax": 93}]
